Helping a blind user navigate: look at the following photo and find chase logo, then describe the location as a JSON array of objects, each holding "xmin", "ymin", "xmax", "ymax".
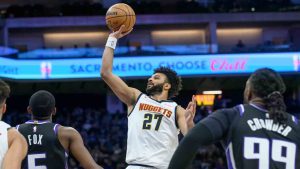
[{"xmin": 40, "ymin": 62, "xmax": 52, "ymax": 79}]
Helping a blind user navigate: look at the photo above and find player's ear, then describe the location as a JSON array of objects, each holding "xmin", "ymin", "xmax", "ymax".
[
  {"xmin": 52, "ymin": 107, "xmax": 57, "ymax": 116},
  {"xmin": 2, "ymin": 103, "xmax": 7, "ymax": 114},
  {"xmin": 164, "ymin": 83, "xmax": 171, "ymax": 90},
  {"xmin": 244, "ymin": 79, "xmax": 252, "ymax": 103},
  {"xmin": 248, "ymin": 90, "xmax": 253, "ymax": 101},
  {"xmin": 247, "ymin": 82, "xmax": 254, "ymax": 101},
  {"xmin": 27, "ymin": 106, "xmax": 32, "ymax": 115}
]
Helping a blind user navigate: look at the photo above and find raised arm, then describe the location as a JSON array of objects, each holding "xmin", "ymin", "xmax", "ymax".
[
  {"xmin": 2, "ymin": 128, "xmax": 28, "ymax": 169},
  {"xmin": 176, "ymin": 106, "xmax": 189, "ymax": 136},
  {"xmin": 184, "ymin": 95, "xmax": 196, "ymax": 129},
  {"xmin": 176, "ymin": 96, "xmax": 196, "ymax": 135},
  {"xmin": 59, "ymin": 127, "xmax": 103, "ymax": 169},
  {"xmin": 100, "ymin": 25, "xmax": 141, "ymax": 107}
]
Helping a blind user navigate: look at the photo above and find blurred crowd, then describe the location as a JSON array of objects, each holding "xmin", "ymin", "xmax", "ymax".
[
  {"xmin": 2, "ymin": 0, "xmax": 298, "ymax": 18},
  {"xmin": 3, "ymin": 89, "xmax": 299, "ymax": 169},
  {"xmin": 3, "ymin": 106, "xmax": 227, "ymax": 169}
]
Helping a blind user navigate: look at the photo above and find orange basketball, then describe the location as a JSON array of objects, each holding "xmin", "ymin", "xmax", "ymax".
[{"xmin": 105, "ymin": 3, "xmax": 136, "ymax": 32}]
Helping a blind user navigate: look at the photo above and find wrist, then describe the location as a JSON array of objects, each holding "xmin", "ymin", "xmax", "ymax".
[
  {"xmin": 187, "ymin": 121, "xmax": 195, "ymax": 128},
  {"xmin": 105, "ymin": 36, "xmax": 118, "ymax": 49}
]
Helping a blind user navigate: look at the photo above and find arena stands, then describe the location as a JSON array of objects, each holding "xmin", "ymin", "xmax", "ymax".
[{"xmin": 0, "ymin": 0, "xmax": 300, "ymax": 169}]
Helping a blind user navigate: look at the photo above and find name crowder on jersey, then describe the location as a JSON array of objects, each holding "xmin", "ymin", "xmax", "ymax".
[
  {"xmin": 247, "ymin": 114, "xmax": 292, "ymax": 136},
  {"xmin": 139, "ymin": 103, "xmax": 172, "ymax": 118}
]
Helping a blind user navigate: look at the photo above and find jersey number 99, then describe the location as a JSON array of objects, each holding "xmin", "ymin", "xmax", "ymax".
[{"xmin": 244, "ymin": 137, "xmax": 296, "ymax": 169}]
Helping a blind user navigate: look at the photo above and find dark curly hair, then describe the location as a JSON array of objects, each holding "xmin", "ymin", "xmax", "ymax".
[
  {"xmin": 249, "ymin": 68, "xmax": 287, "ymax": 123},
  {"xmin": 0, "ymin": 79, "xmax": 10, "ymax": 105},
  {"xmin": 154, "ymin": 66, "xmax": 182, "ymax": 99}
]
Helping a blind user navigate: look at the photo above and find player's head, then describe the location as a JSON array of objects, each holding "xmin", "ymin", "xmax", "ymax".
[
  {"xmin": 146, "ymin": 66, "xmax": 182, "ymax": 99},
  {"xmin": 27, "ymin": 90, "xmax": 56, "ymax": 120},
  {"xmin": 0, "ymin": 79, "xmax": 10, "ymax": 119},
  {"xmin": 244, "ymin": 68, "xmax": 287, "ymax": 123}
]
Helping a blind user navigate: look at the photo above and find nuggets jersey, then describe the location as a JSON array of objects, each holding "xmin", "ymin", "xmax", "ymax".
[
  {"xmin": 0, "ymin": 121, "xmax": 10, "ymax": 169},
  {"xmin": 126, "ymin": 94, "xmax": 179, "ymax": 169},
  {"xmin": 224, "ymin": 104, "xmax": 300, "ymax": 169},
  {"xmin": 17, "ymin": 120, "xmax": 67, "ymax": 169}
]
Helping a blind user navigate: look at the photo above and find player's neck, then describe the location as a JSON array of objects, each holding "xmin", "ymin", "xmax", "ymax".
[
  {"xmin": 32, "ymin": 116, "xmax": 52, "ymax": 122},
  {"xmin": 150, "ymin": 92, "xmax": 168, "ymax": 101},
  {"xmin": 249, "ymin": 97, "xmax": 265, "ymax": 107}
]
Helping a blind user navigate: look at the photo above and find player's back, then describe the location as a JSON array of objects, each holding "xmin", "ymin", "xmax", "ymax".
[
  {"xmin": 17, "ymin": 120, "xmax": 67, "ymax": 169},
  {"xmin": 126, "ymin": 94, "xmax": 179, "ymax": 169},
  {"xmin": 226, "ymin": 104, "xmax": 300, "ymax": 169},
  {"xmin": 0, "ymin": 121, "xmax": 10, "ymax": 169}
]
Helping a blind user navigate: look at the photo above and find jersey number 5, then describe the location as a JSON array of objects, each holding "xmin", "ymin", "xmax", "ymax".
[
  {"xmin": 142, "ymin": 113, "xmax": 163, "ymax": 131},
  {"xmin": 244, "ymin": 137, "xmax": 296, "ymax": 169},
  {"xmin": 28, "ymin": 153, "xmax": 47, "ymax": 169}
]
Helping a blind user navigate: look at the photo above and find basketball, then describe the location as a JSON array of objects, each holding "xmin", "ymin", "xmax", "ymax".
[{"xmin": 105, "ymin": 3, "xmax": 136, "ymax": 32}]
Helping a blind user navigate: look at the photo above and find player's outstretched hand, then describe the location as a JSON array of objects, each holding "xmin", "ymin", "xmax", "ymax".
[
  {"xmin": 185, "ymin": 95, "xmax": 196, "ymax": 128},
  {"xmin": 109, "ymin": 25, "xmax": 133, "ymax": 39}
]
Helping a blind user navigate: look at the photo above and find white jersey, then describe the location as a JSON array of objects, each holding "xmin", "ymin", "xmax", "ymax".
[
  {"xmin": 0, "ymin": 121, "xmax": 10, "ymax": 169},
  {"xmin": 126, "ymin": 94, "xmax": 179, "ymax": 169}
]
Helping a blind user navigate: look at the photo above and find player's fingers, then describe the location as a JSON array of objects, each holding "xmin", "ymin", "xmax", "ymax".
[
  {"xmin": 193, "ymin": 96, "xmax": 197, "ymax": 105},
  {"xmin": 118, "ymin": 28, "xmax": 133, "ymax": 38},
  {"xmin": 122, "ymin": 28, "xmax": 133, "ymax": 36},
  {"xmin": 186, "ymin": 102, "xmax": 192, "ymax": 109},
  {"xmin": 115, "ymin": 25, "xmax": 126, "ymax": 35},
  {"xmin": 185, "ymin": 112, "xmax": 191, "ymax": 118},
  {"xmin": 119, "ymin": 25, "xmax": 126, "ymax": 32}
]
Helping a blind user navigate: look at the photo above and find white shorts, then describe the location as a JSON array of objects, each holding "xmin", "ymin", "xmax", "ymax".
[{"xmin": 126, "ymin": 165, "xmax": 157, "ymax": 169}]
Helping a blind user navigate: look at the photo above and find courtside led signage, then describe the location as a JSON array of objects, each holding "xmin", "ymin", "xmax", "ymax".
[{"xmin": 0, "ymin": 52, "xmax": 299, "ymax": 80}]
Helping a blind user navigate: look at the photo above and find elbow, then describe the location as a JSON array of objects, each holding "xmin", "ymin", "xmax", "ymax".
[
  {"xmin": 84, "ymin": 164, "xmax": 102, "ymax": 169},
  {"xmin": 100, "ymin": 71, "xmax": 106, "ymax": 79},
  {"xmin": 100, "ymin": 70, "xmax": 110, "ymax": 79}
]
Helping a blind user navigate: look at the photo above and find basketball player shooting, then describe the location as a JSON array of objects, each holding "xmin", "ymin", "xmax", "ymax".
[
  {"xmin": 0, "ymin": 79, "xmax": 28, "ymax": 169},
  {"xmin": 168, "ymin": 68, "xmax": 300, "ymax": 169},
  {"xmin": 17, "ymin": 90, "xmax": 103, "ymax": 169},
  {"xmin": 101, "ymin": 25, "xmax": 196, "ymax": 169}
]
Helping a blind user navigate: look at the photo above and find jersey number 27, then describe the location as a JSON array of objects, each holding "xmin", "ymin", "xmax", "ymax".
[{"xmin": 142, "ymin": 113, "xmax": 163, "ymax": 131}]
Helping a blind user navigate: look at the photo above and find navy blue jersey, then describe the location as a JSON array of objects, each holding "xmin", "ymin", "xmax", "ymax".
[
  {"xmin": 17, "ymin": 120, "xmax": 67, "ymax": 169},
  {"xmin": 202, "ymin": 104, "xmax": 300, "ymax": 169}
]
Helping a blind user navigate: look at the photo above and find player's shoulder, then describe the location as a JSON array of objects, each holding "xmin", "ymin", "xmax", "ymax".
[
  {"xmin": 208, "ymin": 105, "xmax": 244, "ymax": 122},
  {"xmin": 215, "ymin": 105, "xmax": 242, "ymax": 115},
  {"xmin": 15, "ymin": 123, "xmax": 27, "ymax": 132},
  {"xmin": 138, "ymin": 92, "xmax": 147, "ymax": 98},
  {"xmin": 0, "ymin": 121, "xmax": 11, "ymax": 128},
  {"xmin": 130, "ymin": 87, "xmax": 142, "ymax": 101},
  {"xmin": 288, "ymin": 114, "xmax": 300, "ymax": 127},
  {"xmin": 58, "ymin": 125, "xmax": 76, "ymax": 132},
  {"xmin": 7, "ymin": 128, "xmax": 27, "ymax": 146},
  {"xmin": 58, "ymin": 126, "xmax": 80, "ymax": 137}
]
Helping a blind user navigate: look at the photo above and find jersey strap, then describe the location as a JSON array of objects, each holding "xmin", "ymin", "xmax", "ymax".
[
  {"xmin": 128, "ymin": 93, "xmax": 143, "ymax": 117},
  {"xmin": 53, "ymin": 124, "xmax": 61, "ymax": 135},
  {"xmin": 292, "ymin": 115, "xmax": 299, "ymax": 125},
  {"xmin": 235, "ymin": 104, "xmax": 245, "ymax": 117}
]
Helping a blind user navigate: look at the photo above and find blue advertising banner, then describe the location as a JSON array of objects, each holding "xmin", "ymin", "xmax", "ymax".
[{"xmin": 0, "ymin": 52, "xmax": 299, "ymax": 80}]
